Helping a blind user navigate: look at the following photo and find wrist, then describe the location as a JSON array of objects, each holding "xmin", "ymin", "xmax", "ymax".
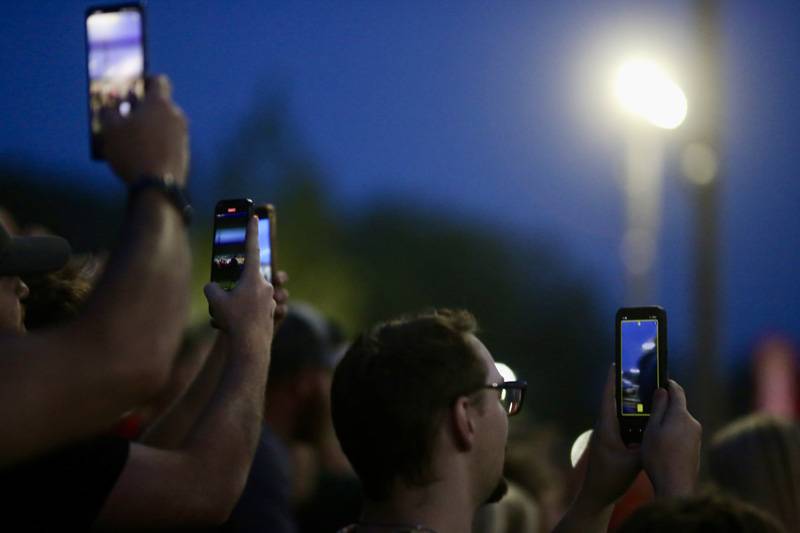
[
  {"xmin": 573, "ymin": 485, "xmax": 616, "ymax": 517},
  {"xmin": 652, "ymin": 476, "xmax": 695, "ymax": 499},
  {"xmin": 556, "ymin": 491, "xmax": 615, "ymax": 533},
  {"xmin": 226, "ymin": 326, "xmax": 272, "ymax": 359},
  {"xmin": 128, "ymin": 175, "xmax": 192, "ymax": 225}
]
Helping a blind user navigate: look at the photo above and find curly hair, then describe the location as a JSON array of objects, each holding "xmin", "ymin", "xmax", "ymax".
[{"xmin": 22, "ymin": 256, "xmax": 99, "ymax": 329}]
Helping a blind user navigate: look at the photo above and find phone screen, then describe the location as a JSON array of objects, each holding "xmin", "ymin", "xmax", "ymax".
[
  {"xmin": 257, "ymin": 216, "xmax": 272, "ymax": 282},
  {"xmin": 211, "ymin": 203, "xmax": 251, "ymax": 290},
  {"xmin": 619, "ymin": 319, "xmax": 660, "ymax": 416},
  {"xmin": 86, "ymin": 5, "xmax": 145, "ymax": 158}
]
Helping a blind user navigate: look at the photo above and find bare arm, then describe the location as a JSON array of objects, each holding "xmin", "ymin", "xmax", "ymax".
[
  {"xmin": 95, "ymin": 215, "xmax": 276, "ymax": 529},
  {"xmin": 554, "ymin": 372, "xmax": 702, "ymax": 533},
  {"xmin": 139, "ymin": 270, "xmax": 289, "ymax": 449},
  {"xmin": 0, "ymin": 76, "xmax": 190, "ymax": 467},
  {"xmin": 551, "ymin": 492, "xmax": 615, "ymax": 533},
  {"xmin": 553, "ymin": 366, "xmax": 640, "ymax": 533},
  {"xmin": 139, "ymin": 332, "xmax": 227, "ymax": 449}
]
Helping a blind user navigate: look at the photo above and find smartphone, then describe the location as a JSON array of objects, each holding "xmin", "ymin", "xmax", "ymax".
[
  {"xmin": 85, "ymin": 3, "xmax": 147, "ymax": 160},
  {"xmin": 254, "ymin": 204, "xmax": 277, "ymax": 283},
  {"xmin": 210, "ymin": 199, "xmax": 254, "ymax": 291},
  {"xmin": 615, "ymin": 306, "xmax": 668, "ymax": 444}
]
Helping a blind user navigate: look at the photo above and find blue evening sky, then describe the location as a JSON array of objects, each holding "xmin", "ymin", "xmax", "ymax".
[{"xmin": 1, "ymin": 1, "xmax": 798, "ymax": 366}]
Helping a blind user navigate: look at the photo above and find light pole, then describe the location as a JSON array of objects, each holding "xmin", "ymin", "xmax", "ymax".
[
  {"xmin": 614, "ymin": 59, "xmax": 687, "ymax": 304},
  {"xmin": 685, "ymin": 0, "xmax": 724, "ymax": 434}
]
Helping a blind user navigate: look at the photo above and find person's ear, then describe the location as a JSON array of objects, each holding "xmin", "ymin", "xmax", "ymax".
[{"xmin": 450, "ymin": 396, "xmax": 477, "ymax": 452}]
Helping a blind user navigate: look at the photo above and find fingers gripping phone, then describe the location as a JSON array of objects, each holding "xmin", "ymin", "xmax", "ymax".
[
  {"xmin": 210, "ymin": 199, "xmax": 254, "ymax": 292},
  {"xmin": 85, "ymin": 3, "xmax": 147, "ymax": 160},
  {"xmin": 254, "ymin": 204, "xmax": 277, "ymax": 283},
  {"xmin": 615, "ymin": 306, "xmax": 668, "ymax": 445}
]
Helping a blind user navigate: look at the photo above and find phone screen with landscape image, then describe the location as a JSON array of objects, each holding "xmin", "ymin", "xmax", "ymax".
[{"xmin": 619, "ymin": 318, "xmax": 660, "ymax": 416}]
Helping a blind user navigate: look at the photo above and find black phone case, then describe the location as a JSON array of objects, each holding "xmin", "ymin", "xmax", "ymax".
[
  {"xmin": 209, "ymin": 199, "xmax": 254, "ymax": 287},
  {"xmin": 615, "ymin": 306, "xmax": 668, "ymax": 445}
]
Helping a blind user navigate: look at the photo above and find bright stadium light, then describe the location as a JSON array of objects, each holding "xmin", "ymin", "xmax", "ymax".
[{"xmin": 614, "ymin": 59, "xmax": 687, "ymax": 130}]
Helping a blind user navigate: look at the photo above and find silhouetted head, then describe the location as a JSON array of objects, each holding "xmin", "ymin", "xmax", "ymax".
[
  {"xmin": 708, "ymin": 414, "xmax": 800, "ymax": 530},
  {"xmin": 332, "ymin": 308, "xmax": 514, "ymax": 505}
]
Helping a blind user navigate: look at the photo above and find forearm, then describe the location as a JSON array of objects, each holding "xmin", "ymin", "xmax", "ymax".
[
  {"xmin": 81, "ymin": 189, "xmax": 190, "ymax": 396},
  {"xmin": 0, "ymin": 193, "xmax": 190, "ymax": 466},
  {"xmin": 93, "ymin": 332, "xmax": 270, "ymax": 530},
  {"xmin": 180, "ymin": 329, "xmax": 270, "ymax": 506},
  {"xmin": 552, "ymin": 491, "xmax": 614, "ymax": 533},
  {"xmin": 140, "ymin": 332, "xmax": 226, "ymax": 449},
  {"xmin": 652, "ymin": 477, "xmax": 695, "ymax": 499}
]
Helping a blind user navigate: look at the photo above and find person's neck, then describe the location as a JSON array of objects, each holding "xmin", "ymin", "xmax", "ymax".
[{"xmin": 360, "ymin": 479, "xmax": 476, "ymax": 533}]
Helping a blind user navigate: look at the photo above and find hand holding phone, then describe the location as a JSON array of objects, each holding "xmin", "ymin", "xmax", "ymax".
[
  {"xmin": 568, "ymin": 365, "xmax": 645, "ymax": 517},
  {"xmin": 641, "ymin": 380, "xmax": 702, "ymax": 497},
  {"xmin": 205, "ymin": 214, "xmax": 276, "ymax": 342},
  {"xmin": 615, "ymin": 306, "xmax": 668, "ymax": 445},
  {"xmin": 101, "ymin": 76, "xmax": 189, "ymax": 185}
]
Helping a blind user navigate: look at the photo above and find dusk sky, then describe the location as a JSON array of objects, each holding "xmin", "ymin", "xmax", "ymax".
[{"xmin": 1, "ymin": 1, "xmax": 798, "ymax": 368}]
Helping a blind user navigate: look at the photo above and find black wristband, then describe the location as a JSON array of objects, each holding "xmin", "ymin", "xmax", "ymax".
[{"xmin": 129, "ymin": 175, "xmax": 192, "ymax": 225}]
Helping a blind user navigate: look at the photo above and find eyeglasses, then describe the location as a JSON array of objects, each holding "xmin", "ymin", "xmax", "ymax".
[{"xmin": 485, "ymin": 380, "xmax": 527, "ymax": 416}]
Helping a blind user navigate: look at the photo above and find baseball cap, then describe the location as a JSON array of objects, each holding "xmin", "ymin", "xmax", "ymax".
[{"xmin": 0, "ymin": 222, "xmax": 71, "ymax": 276}]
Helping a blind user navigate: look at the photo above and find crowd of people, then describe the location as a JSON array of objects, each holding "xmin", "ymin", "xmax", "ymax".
[{"xmin": 0, "ymin": 74, "xmax": 797, "ymax": 532}]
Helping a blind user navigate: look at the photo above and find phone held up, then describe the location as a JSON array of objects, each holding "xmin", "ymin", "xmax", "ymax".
[
  {"xmin": 210, "ymin": 199, "xmax": 254, "ymax": 292},
  {"xmin": 85, "ymin": 3, "xmax": 147, "ymax": 160},
  {"xmin": 254, "ymin": 204, "xmax": 277, "ymax": 283},
  {"xmin": 615, "ymin": 306, "xmax": 668, "ymax": 445}
]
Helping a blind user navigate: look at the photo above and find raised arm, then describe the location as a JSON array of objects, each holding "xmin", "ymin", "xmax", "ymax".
[
  {"xmin": 95, "ymin": 215, "xmax": 277, "ymax": 528},
  {"xmin": 553, "ymin": 366, "xmax": 642, "ymax": 533},
  {"xmin": 554, "ymin": 368, "xmax": 702, "ymax": 533},
  {"xmin": 138, "ymin": 331, "xmax": 227, "ymax": 449},
  {"xmin": 0, "ymin": 76, "xmax": 191, "ymax": 466},
  {"xmin": 139, "ymin": 270, "xmax": 289, "ymax": 449}
]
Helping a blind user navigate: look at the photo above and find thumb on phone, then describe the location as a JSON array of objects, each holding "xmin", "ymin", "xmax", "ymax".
[
  {"xmin": 649, "ymin": 387, "xmax": 669, "ymax": 427},
  {"xmin": 204, "ymin": 281, "xmax": 225, "ymax": 309},
  {"xmin": 240, "ymin": 215, "xmax": 262, "ymax": 281}
]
